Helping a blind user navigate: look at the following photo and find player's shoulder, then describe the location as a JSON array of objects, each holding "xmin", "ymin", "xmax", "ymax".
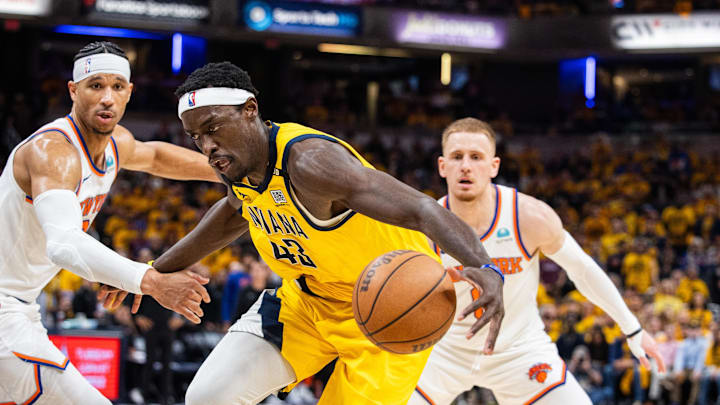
[
  {"xmin": 110, "ymin": 124, "xmax": 134, "ymax": 145},
  {"xmin": 515, "ymin": 191, "xmax": 562, "ymax": 233}
]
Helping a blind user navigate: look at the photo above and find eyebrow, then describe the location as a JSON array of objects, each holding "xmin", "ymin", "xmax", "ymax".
[{"xmin": 186, "ymin": 115, "xmax": 216, "ymax": 135}]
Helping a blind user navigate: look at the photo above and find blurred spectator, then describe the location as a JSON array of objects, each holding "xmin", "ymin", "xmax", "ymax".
[
  {"xmin": 672, "ymin": 321, "xmax": 710, "ymax": 405},
  {"xmin": 233, "ymin": 260, "xmax": 277, "ymax": 322}
]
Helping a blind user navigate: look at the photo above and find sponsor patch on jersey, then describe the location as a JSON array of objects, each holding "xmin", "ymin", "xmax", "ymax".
[
  {"xmin": 497, "ymin": 227, "xmax": 511, "ymax": 238},
  {"xmin": 270, "ymin": 189, "xmax": 287, "ymax": 205},
  {"xmin": 106, "ymin": 155, "xmax": 114, "ymax": 168},
  {"xmin": 528, "ymin": 363, "xmax": 552, "ymax": 383}
]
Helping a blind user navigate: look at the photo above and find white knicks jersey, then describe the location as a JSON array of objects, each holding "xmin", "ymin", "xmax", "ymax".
[
  {"xmin": 434, "ymin": 184, "xmax": 549, "ymax": 356},
  {"xmin": 0, "ymin": 115, "xmax": 119, "ymax": 303}
]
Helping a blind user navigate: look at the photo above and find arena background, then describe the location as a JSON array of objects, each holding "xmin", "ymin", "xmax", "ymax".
[{"xmin": 1, "ymin": 0, "xmax": 720, "ymax": 404}]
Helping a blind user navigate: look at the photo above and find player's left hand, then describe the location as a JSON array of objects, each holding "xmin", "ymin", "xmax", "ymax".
[
  {"xmin": 97, "ymin": 284, "xmax": 143, "ymax": 313},
  {"xmin": 448, "ymin": 266, "xmax": 504, "ymax": 354},
  {"xmin": 627, "ymin": 329, "xmax": 667, "ymax": 373}
]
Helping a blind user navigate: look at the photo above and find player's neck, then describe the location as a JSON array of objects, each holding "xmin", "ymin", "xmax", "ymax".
[
  {"xmin": 245, "ymin": 122, "xmax": 271, "ymax": 186},
  {"xmin": 448, "ymin": 184, "xmax": 497, "ymax": 233},
  {"xmin": 69, "ymin": 111, "xmax": 111, "ymax": 163}
]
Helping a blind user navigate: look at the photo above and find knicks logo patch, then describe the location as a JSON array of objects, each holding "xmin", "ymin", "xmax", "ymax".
[{"xmin": 528, "ymin": 363, "xmax": 552, "ymax": 383}]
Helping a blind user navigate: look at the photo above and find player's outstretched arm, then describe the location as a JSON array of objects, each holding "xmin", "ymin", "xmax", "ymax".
[
  {"xmin": 17, "ymin": 132, "xmax": 210, "ymax": 323},
  {"xmin": 113, "ymin": 125, "xmax": 220, "ymax": 183},
  {"xmin": 518, "ymin": 194, "xmax": 666, "ymax": 372},
  {"xmin": 287, "ymin": 138, "xmax": 504, "ymax": 353},
  {"xmin": 101, "ymin": 189, "xmax": 248, "ymax": 313},
  {"xmin": 152, "ymin": 191, "xmax": 249, "ymax": 273}
]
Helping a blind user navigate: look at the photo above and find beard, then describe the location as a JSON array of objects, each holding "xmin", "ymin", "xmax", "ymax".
[{"xmin": 92, "ymin": 126, "xmax": 115, "ymax": 136}]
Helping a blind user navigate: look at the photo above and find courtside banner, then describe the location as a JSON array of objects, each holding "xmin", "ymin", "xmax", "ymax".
[
  {"xmin": 241, "ymin": 0, "xmax": 361, "ymax": 37},
  {"xmin": 49, "ymin": 334, "xmax": 122, "ymax": 400},
  {"xmin": 391, "ymin": 10, "xmax": 506, "ymax": 50},
  {"xmin": 0, "ymin": 0, "xmax": 50, "ymax": 16},
  {"xmin": 83, "ymin": 0, "xmax": 210, "ymax": 22},
  {"xmin": 611, "ymin": 13, "xmax": 720, "ymax": 50}
]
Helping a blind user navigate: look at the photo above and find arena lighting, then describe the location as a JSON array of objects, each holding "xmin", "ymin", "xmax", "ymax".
[
  {"xmin": 585, "ymin": 56, "xmax": 596, "ymax": 108},
  {"xmin": 54, "ymin": 25, "xmax": 164, "ymax": 40},
  {"xmin": 172, "ymin": 33, "xmax": 182, "ymax": 73},
  {"xmin": 317, "ymin": 43, "xmax": 411, "ymax": 57},
  {"xmin": 441, "ymin": 53, "xmax": 452, "ymax": 85}
]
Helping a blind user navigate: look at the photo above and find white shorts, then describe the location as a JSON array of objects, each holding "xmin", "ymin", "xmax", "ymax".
[
  {"xmin": 0, "ymin": 295, "xmax": 110, "ymax": 404},
  {"xmin": 411, "ymin": 338, "xmax": 591, "ymax": 405}
]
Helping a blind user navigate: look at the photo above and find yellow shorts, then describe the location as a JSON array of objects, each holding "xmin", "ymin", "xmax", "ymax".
[{"xmin": 250, "ymin": 280, "xmax": 431, "ymax": 405}]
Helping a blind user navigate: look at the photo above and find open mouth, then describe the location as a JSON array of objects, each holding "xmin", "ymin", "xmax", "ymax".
[
  {"xmin": 210, "ymin": 156, "xmax": 232, "ymax": 173},
  {"xmin": 96, "ymin": 111, "xmax": 114, "ymax": 124},
  {"xmin": 459, "ymin": 179, "xmax": 473, "ymax": 185}
]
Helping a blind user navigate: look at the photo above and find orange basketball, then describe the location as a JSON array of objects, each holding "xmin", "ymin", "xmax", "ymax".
[{"xmin": 352, "ymin": 250, "xmax": 456, "ymax": 354}]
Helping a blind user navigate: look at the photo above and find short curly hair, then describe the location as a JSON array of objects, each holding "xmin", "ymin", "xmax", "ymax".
[
  {"xmin": 175, "ymin": 62, "xmax": 259, "ymax": 98},
  {"xmin": 74, "ymin": 41, "xmax": 127, "ymax": 61}
]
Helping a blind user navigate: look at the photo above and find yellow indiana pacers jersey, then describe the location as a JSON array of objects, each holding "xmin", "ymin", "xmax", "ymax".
[{"xmin": 230, "ymin": 122, "xmax": 437, "ymax": 302}]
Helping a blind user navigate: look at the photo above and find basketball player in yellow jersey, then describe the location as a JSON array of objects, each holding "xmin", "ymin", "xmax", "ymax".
[{"xmin": 140, "ymin": 62, "xmax": 504, "ymax": 405}]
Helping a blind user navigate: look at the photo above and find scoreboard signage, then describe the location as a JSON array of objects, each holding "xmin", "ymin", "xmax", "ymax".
[
  {"xmin": 242, "ymin": 0, "xmax": 361, "ymax": 37},
  {"xmin": 0, "ymin": 0, "xmax": 50, "ymax": 16},
  {"xmin": 84, "ymin": 0, "xmax": 210, "ymax": 22},
  {"xmin": 391, "ymin": 10, "xmax": 506, "ymax": 50},
  {"xmin": 612, "ymin": 13, "xmax": 720, "ymax": 50}
]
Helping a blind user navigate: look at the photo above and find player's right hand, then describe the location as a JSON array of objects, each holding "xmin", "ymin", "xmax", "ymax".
[
  {"xmin": 449, "ymin": 265, "xmax": 504, "ymax": 354},
  {"xmin": 140, "ymin": 268, "xmax": 211, "ymax": 324}
]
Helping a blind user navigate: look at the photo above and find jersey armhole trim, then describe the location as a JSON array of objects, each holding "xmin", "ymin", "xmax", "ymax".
[
  {"xmin": 281, "ymin": 133, "xmax": 357, "ymax": 232},
  {"xmin": 513, "ymin": 189, "xmax": 533, "ymax": 261},
  {"xmin": 109, "ymin": 136, "xmax": 119, "ymax": 175}
]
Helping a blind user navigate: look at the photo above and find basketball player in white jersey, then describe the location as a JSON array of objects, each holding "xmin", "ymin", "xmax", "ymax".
[
  {"xmin": 0, "ymin": 41, "xmax": 218, "ymax": 405},
  {"xmin": 409, "ymin": 118, "xmax": 667, "ymax": 405}
]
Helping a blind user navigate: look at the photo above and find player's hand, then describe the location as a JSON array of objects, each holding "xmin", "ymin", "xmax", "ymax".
[
  {"xmin": 627, "ymin": 329, "xmax": 667, "ymax": 373},
  {"xmin": 140, "ymin": 268, "xmax": 211, "ymax": 324},
  {"xmin": 97, "ymin": 284, "xmax": 127, "ymax": 311},
  {"xmin": 449, "ymin": 265, "xmax": 504, "ymax": 354},
  {"xmin": 97, "ymin": 284, "xmax": 143, "ymax": 313}
]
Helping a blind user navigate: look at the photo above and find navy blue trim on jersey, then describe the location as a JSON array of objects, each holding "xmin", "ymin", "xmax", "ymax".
[
  {"xmin": 280, "ymin": 133, "xmax": 357, "ymax": 231},
  {"xmin": 479, "ymin": 184, "xmax": 500, "ymax": 240},
  {"xmin": 67, "ymin": 114, "xmax": 106, "ymax": 175},
  {"xmin": 513, "ymin": 188, "xmax": 533, "ymax": 259},
  {"xmin": 258, "ymin": 289, "xmax": 284, "ymax": 351},
  {"xmin": 296, "ymin": 275, "xmax": 322, "ymax": 298},
  {"xmin": 228, "ymin": 122, "xmax": 278, "ymax": 195},
  {"xmin": 30, "ymin": 128, "xmax": 73, "ymax": 145},
  {"xmin": 110, "ymin": 136, "xmax": 119, "ymax": 175}
]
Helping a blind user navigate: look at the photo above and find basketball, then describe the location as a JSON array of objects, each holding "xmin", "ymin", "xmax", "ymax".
[{"xmin": 352, "ymin": 250, "xmax": 456, "ymax": 354}]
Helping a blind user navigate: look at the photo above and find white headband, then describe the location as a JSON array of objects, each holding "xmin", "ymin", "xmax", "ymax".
[
  {"xmin": 177, "ymin": 87, "xmax": 255, "ymax": 118},
  {"xmin": 73, "ymin": 53, "xmax": 131, "ymax": 83}
]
